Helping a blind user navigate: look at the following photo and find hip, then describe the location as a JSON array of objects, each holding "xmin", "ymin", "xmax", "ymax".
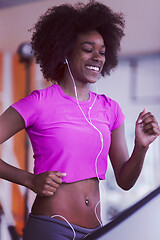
[{"xmin": 23, "ymin": 214, "xmax": 102, "ymax": 240}]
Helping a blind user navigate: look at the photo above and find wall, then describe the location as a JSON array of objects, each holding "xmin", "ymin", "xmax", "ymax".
[
  {"xmin": 0, "ymin": 0, "xmax": 160, "ymax": 55},
  {"xmin": 0, "ymin": 0, "xmax": 160, "ymax": 238}
]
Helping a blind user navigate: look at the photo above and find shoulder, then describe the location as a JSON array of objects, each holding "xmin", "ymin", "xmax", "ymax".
[
  {"xmin": 27, "ymin": 84, "xmax": 59, "ymax": 108},
  {"xmin": 31, "ymin": 84, "xmax": 56, "ymax": 100},
  {"xmin": 93, "ymin": 92, "xmax": 125, "ymax": 131},
  {"xmin": 92, "ymin": 91, "xmax": 119, "ymax": 109}
]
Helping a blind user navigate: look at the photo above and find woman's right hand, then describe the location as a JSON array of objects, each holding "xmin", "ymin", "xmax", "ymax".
[
  {"xmin": 0, "ymin": 107, "xmax": 66, "ymax": 196},
  {"xmin": 29, "ymin": 171, "xmax": 66, "ymax": 196}
]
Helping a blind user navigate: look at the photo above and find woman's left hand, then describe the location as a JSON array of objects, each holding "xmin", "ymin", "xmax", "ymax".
[{"xmin": 135, "ymin": 109, "xmax": 160, "ymax": 148}]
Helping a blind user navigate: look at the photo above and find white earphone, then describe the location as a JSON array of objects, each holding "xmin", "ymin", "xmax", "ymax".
[
  {"xmin": 52, "ymin": 57, "xmax": 103, "ymax": 240},
  {"xmin": 64, "ymin": 57, "xmax": 68, "ymax": 65}
]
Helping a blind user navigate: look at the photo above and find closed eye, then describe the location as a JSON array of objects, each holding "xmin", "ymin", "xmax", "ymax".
[
  {"xmin": 82, "ymin": 48, "xmax": 92, "ymax": 53},
  {"xmin": 100, "ymin": 51, "xmax": 105, "ymax": 56},
  {"xmin": 82, "ymin": 49, "xmax": 105, "ymax": 57}
]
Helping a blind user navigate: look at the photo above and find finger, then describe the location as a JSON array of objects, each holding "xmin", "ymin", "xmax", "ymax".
[
  {"xmin": 138, "ymin": 112, "xmax": 152, "ymax": 124},
  {"xmin": 48, "ymin": 171, "xmax": 66, "ymax": 184},
  {"xmin": 41, "ymin": 189, "xmax": 54, "ymax": 197},
  {"xmin": 143, "ymin": 117, "xmax": 159, "ymax": 132},
  {"xmin": 138, "ymin": 111, "xmax": 157, "ymax": 126},
  {"xmin": 45, "ymin": 185, "xmax": 57, "ymax": 193},
  {"xmin": 148, "ymin": 128, "xmax": 160, "ymax": 136},
  {"xmin": 144, "ymin": 123, "xmax": 160, "ymax": 136},
  {"xmin": 55, "ymin": 171, "xmax": 67, "ymax": 178},
  {"xmin": 41, "ymin": 185, "xmax": 58, "ymax": 196},
  {"xmin": 55, "ymin": 172, "xmax": 67, "ymax": 183},
  {"xmin": 46, "ymin": 179, "xmax": 60, "ymax": 189},
  {"xmin": 137, "ymin": 109, "xmax": 146, "ymax": 124}
]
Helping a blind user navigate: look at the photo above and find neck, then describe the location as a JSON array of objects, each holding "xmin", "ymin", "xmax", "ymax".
[{"xmin": 59, "ymin": 72, "xmax": 90, "ymax": 101}]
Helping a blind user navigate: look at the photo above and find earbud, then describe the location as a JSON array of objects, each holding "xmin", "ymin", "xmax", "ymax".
[{"xmin": 64, "ymin": 57, "xmax": 68, "ymax": 65}]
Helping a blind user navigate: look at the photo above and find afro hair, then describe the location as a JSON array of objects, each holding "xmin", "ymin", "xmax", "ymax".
[{"xmin": 31, "ymin": 0, "xmax": 125, "ymax": 82}]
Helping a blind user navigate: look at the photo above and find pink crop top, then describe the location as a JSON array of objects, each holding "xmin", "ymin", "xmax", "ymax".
[{"xmin": 11, "ymin": 84, "xmax": 125, "ymax": 183}]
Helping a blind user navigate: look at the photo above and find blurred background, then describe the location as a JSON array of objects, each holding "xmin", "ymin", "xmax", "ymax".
[{"xmin": 0, "ymin": 0, "xmax": 160, "ymax": 239}]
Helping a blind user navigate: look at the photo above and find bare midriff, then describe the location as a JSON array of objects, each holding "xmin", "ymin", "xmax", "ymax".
[{"xmin": 31, "ymin": 178, "xmax": 101, "ymax": 229}]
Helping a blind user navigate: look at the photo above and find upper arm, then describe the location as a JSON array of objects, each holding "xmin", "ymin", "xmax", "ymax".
[
  {"xmin": 0, "ymin": 106, "xmax": 25, "ymax": 144},
  {"xmin": 109, "ymin": 123, "xmax": 129, "ymax": 184}
]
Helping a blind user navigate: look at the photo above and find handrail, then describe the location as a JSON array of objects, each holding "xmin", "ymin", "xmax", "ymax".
[{"xmin": 85, "ymin": 186, "xmax": 160, "ymax": 239}]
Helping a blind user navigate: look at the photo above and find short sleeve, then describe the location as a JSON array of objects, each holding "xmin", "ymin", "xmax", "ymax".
[
  {"xmin": 11, "ymin": 90, "xmax": 40, "ymax": 128},
  {"xmin": 109, "ymin": 100, "xmax": 125, "ymax": 131}
]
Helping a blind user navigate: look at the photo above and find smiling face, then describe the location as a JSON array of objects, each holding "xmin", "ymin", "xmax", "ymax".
[{"xmin": 67, "ymin": 30, "xmax": 106, "ymax": 84}]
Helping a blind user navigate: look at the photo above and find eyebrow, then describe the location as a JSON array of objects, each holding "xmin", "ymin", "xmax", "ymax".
[{"xmin": 80, "ymin": 41, "xmax": 105, "ymax": 48}]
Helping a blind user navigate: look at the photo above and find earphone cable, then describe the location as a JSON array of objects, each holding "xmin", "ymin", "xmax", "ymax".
[
  {"xmin": 65, "ymin": 58, "xmax": 104, "ymax": 227},
  {"xmin": 51, "ymin": 215, "xmax": 76, "ymax": 240}
]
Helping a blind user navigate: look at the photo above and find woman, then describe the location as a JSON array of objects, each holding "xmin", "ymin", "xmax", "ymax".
[{"xmin": 0, "ymin": 1, "xmax": 159, "ymax": 240}]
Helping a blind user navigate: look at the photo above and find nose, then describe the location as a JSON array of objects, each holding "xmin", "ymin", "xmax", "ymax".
[{"xmin": 92, "ymin": 51, "xmax": 101, "ymax": 61}]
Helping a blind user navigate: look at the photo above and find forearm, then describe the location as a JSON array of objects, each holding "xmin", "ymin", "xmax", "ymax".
[
  {"xmin": 118, "ymin": 141, "xmax": 149, "ymax": 190},
  {"xmin": 110, "ymin": 110, "xmax": 159, "ymax": 191},
  {"xmin": 0, "ymin": 158, "xmax": 33, "ymax": 189}
]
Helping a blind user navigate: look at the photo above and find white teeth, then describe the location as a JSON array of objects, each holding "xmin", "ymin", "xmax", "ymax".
[{"xmin": 85, "ymin": 66, "xmax": 100, "ymax": 72}]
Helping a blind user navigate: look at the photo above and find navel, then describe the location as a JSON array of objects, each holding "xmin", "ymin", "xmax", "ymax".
[{"xmin": 85, "ymin": 196, "xmax": 89, "ymax": 206}]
